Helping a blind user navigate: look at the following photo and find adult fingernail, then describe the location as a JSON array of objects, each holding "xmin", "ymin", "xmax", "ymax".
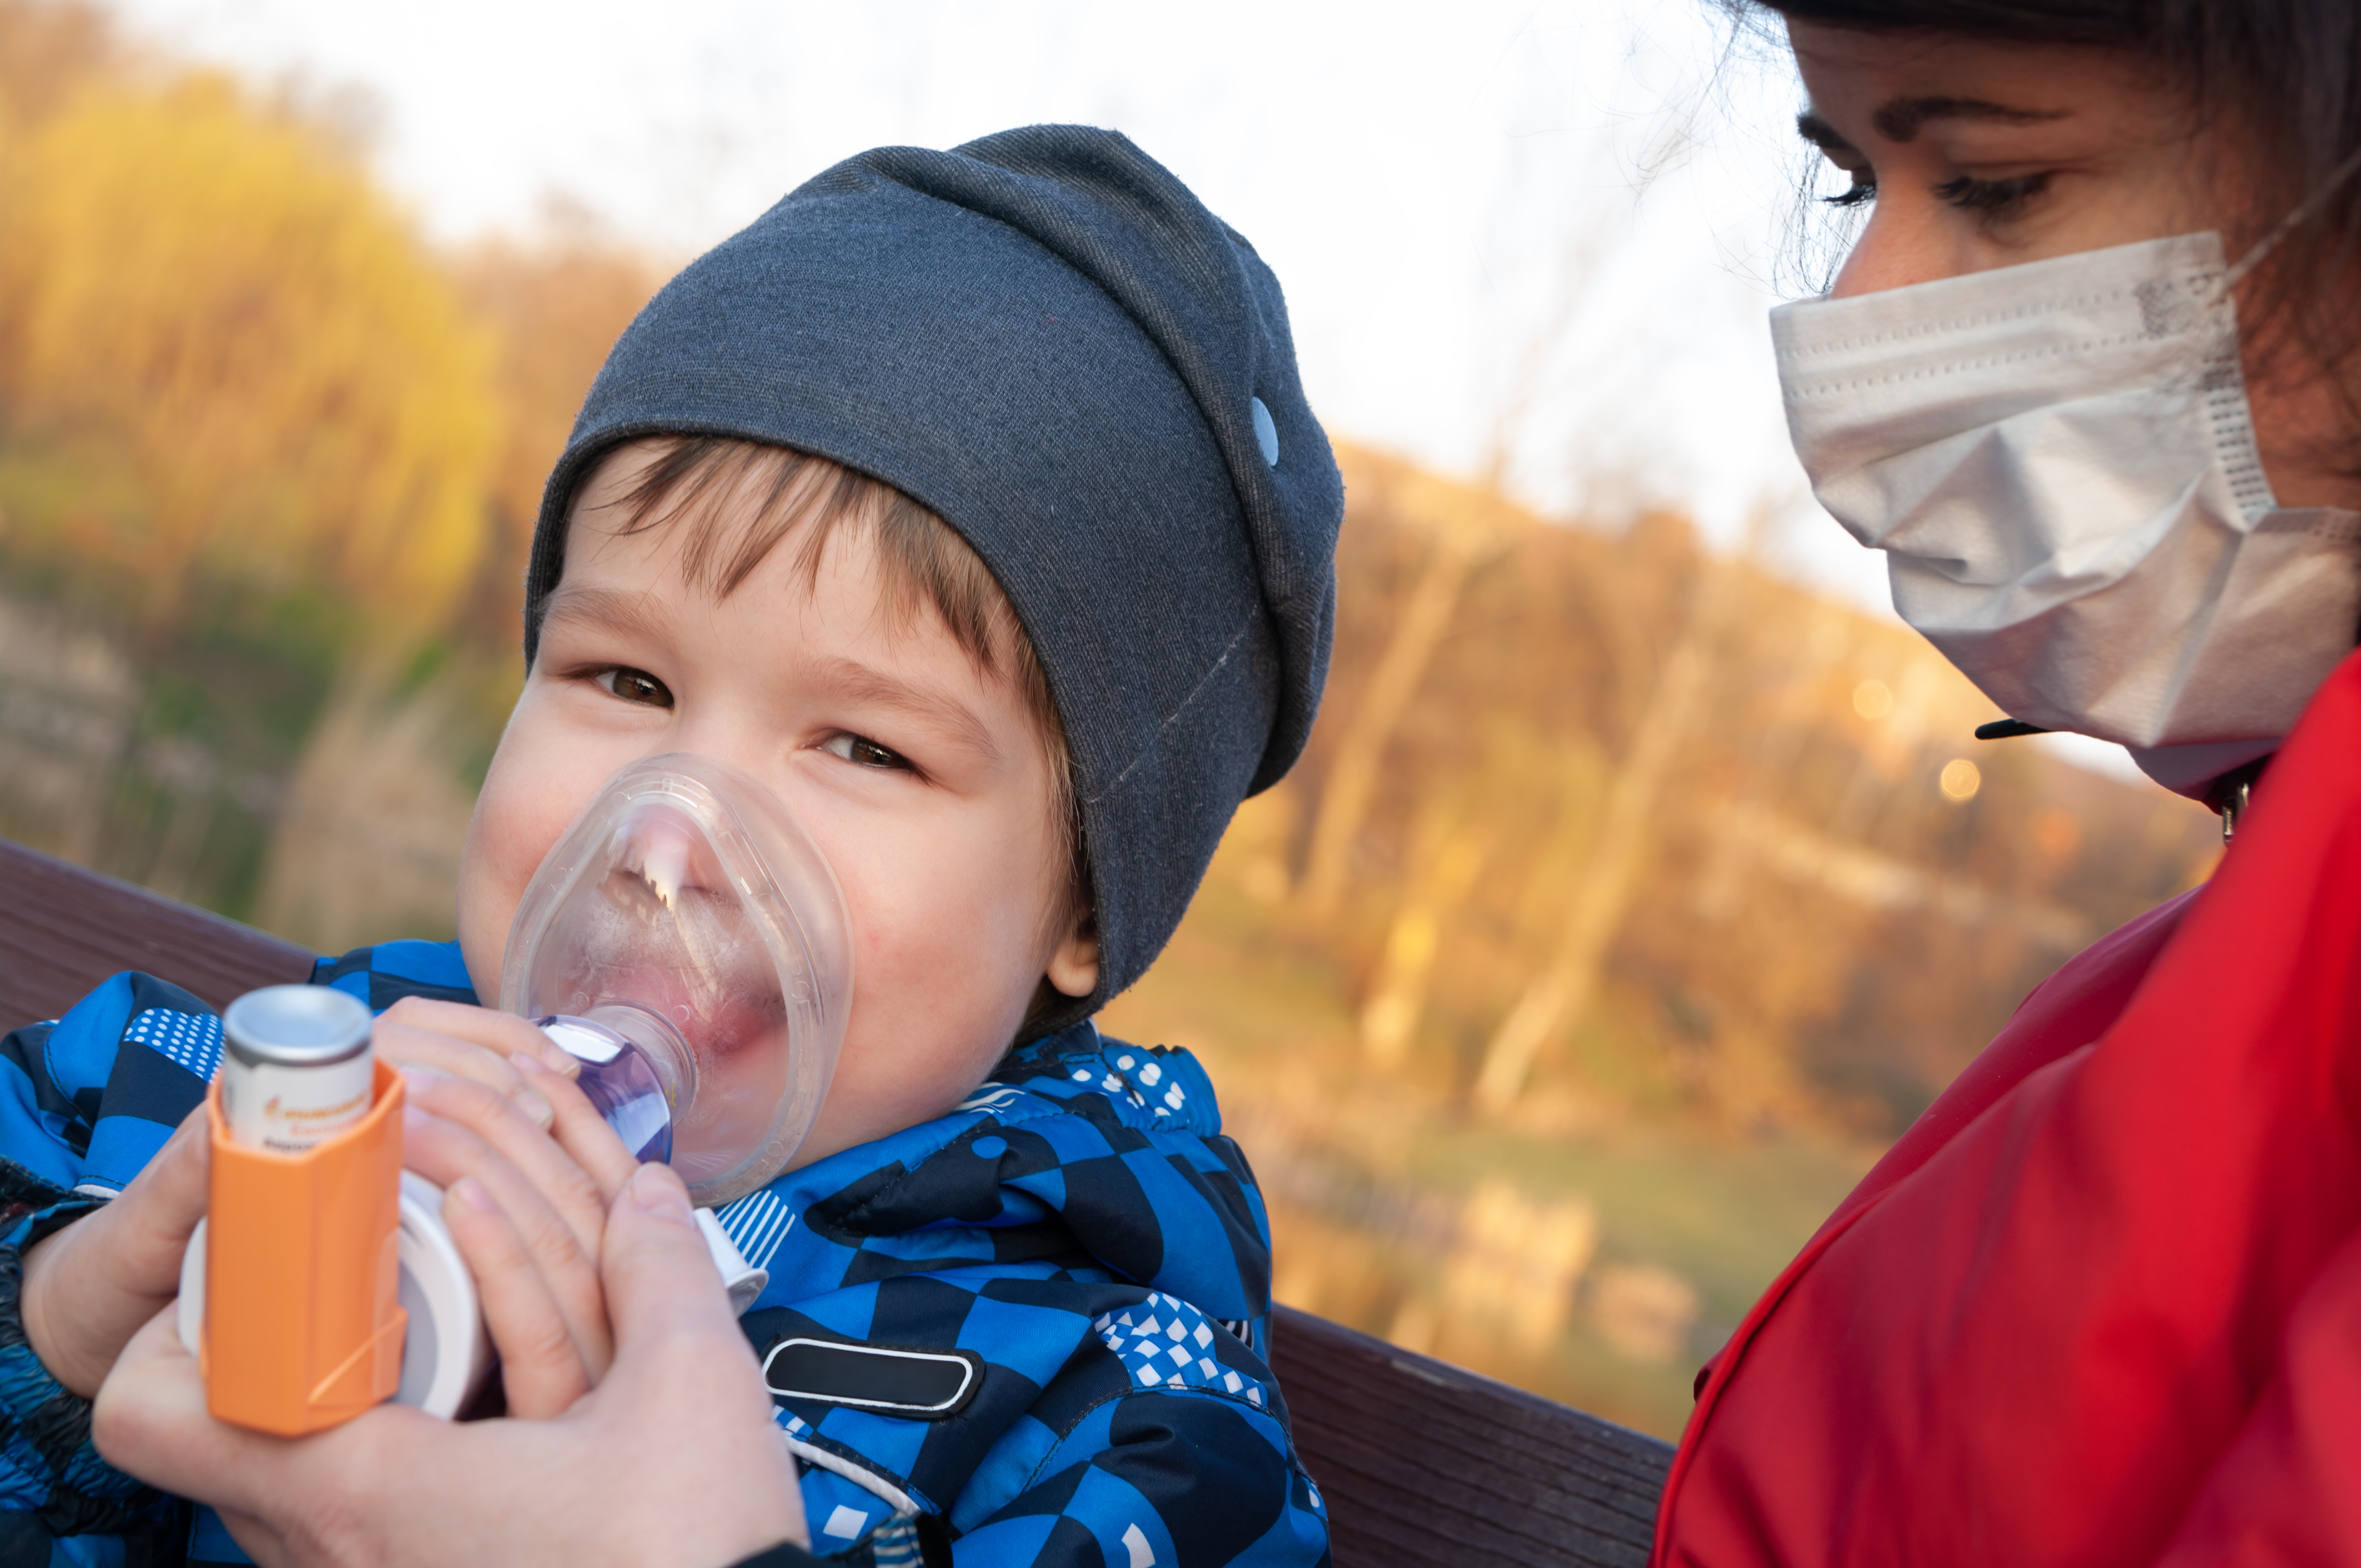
[
  {"xmin": 515, "ymin": 1054, "xmax": 575, "ymax": 1095},
  {"xmin": 452, "ymin": 1177, "xmax": 497, "ymax": 1214},
  {"xmin": 399, "ymin": 1063, "xmax": 450, "ymax": 1093},
  {"xmin": 517, "ymin": 1089, "xmax": 555, "ymax": 1130},
  {"xmin": 627, "ymin": 1163, "xmax": 693, "ymax": 1224},
  {"xmin": 521, "ymin": 1047, "xmax": 581, "ymax": 1081}
]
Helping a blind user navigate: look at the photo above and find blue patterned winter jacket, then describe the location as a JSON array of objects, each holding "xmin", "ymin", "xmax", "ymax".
[{"xmin": 0, "ymin": 941, "xmax": 1331, "ymax": 1567}]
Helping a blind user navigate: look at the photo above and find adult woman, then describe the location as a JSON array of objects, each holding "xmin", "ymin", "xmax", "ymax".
[{"xmin": 1657, "ymin": 3, "xmax": 2361, "ymax": 1564}]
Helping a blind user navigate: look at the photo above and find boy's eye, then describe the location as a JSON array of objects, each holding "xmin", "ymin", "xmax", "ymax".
[
  {"xmin": 595, "ymin": 667, "xmax": 674, "ymax": 708},
  {"xmin": 821, "ymin": 732, "xmax": 913, "ymax": 772}
]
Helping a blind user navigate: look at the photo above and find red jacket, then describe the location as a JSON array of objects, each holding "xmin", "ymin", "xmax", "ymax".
[{"xmin": 1653, "ymin": 650, "xmax": 2361, "ymax": 1567}]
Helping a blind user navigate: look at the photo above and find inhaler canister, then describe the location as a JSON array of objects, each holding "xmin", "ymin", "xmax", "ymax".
[
  {"xmin": 220, "ymin": 987, "xmax": 376, "ymax": 1149},
  {"xmin": 201, "ymin": 985, "xmax": 407, "ymax": 1435}
]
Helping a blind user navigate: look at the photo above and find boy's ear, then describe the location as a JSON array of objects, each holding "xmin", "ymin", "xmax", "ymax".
[{"xmin": 1043, "ymin": 908, "xmax": 1099, "ymax": 1000}]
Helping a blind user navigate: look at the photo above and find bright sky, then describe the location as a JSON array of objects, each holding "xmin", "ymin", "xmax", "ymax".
[
  {"xmin": 108, "ymin": 3, "xmax": 1841, "ymax": 555},
  {"xmin": 102, "ymin": 0, "xmax": 2147, "ymax": 782}
]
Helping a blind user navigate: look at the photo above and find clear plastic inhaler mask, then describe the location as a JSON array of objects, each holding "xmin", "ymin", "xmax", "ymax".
[{"xmin": 501, "ymin": 753, "xmax": 852, "ymax": 1207}]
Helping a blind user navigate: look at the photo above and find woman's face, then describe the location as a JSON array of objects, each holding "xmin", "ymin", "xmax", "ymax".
[{"xmin": 1788, "ymin": 20, "xmax": 2361, "ymax": 511}]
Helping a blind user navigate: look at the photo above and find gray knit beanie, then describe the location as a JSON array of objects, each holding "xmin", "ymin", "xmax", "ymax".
[{"xmin": 523, "ymin": 125, "xmax": 1343, "ymax": 1025}]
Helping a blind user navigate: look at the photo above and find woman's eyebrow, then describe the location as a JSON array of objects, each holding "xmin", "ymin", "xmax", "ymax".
[
  {"xmin": 1869, "ymin": 96, "xmax": 2070, "ymax": 143},
  {"xmin": 1797, "ymin": 110, "xmax": 1856, "ymax": 156},
  {"xmin": 1799, "ymin": 99, "xmax": 2071, "ymax": 155}
]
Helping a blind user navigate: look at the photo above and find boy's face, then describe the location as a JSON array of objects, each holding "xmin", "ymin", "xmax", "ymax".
[{"xmin": 458, "ymin": 443, "xmax": 1096, "ymax": 1170}]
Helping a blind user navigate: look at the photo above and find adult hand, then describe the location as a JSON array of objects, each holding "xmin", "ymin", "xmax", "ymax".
[
  {"xmin": 373, "ymin": 996, "xmax": 585, "ymax": 1118},
  {"xmin": 20, "ymin": 1105, "xmax": 209, "ymax": 1399},
  {"xmin": 26, "ymin": 996, "xmax": 636, "ymax": 1411},
  {"xmin": 386, "ymin": 1000, "xmax": 640, "ymax": 1412},
  {"xmin": 94, "ymin": 1162, "xmax": 809, "ymax": 1568}
]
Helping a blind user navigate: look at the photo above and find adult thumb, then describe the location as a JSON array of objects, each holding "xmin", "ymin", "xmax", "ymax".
[
  {"xmin": 599, "ymin": 1163, "xmax": 747, "ymax": 1361},
  {"xmin": 595, "ymin": 1165, "xmax": 809, "ymax": 1559}
]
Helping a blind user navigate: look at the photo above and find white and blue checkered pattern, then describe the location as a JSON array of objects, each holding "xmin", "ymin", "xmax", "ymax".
[
  {"xmin": 713, "ymin": 1188, "xmax": 797, "ymax": 1272},
  {"xmin": 124, "ymin": 1008, "xmax": 222, "ymax": 1082},
  {"xmin": 1093, "ymin": 1293, "xmax": 1265, "ymax": 1406}
]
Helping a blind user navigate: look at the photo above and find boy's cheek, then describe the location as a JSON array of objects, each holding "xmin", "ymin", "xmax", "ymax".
[
  {"xmin": 455, "ymin": 773, "xmax": 533, "ymax": 1002},
  {"xmin": 830, "ymin": 840, "xmax": 1018, "ymax": 1005},
  {"xmin": 800, "ymin": 1009, "xmax": 1015, "ymax": 1167},
  {"xmin": 455, "ymin": 714, "xmax": 611, "ymax": 1001},
  {"xmin": 829, "ymin": 881, "xmax": 1049, "ymax": 1125}
]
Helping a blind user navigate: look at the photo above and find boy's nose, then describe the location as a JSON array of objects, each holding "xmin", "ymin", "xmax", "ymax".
[
  {"xmin": 652, "ymin": 722, "xmax": 785, "ymax": 795},
  {"xmin": 615, "ymin": 814, "xmax": 700, "ymax": 908},
  {"xmin": 601, "ymin": 781, "xmax": 744, "ymax": 910}
]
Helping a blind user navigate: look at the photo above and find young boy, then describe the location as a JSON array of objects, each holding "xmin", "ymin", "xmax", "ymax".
[{"xmin": 0, "ymin": 125, "xmax": 1343, "ymax": 1566}]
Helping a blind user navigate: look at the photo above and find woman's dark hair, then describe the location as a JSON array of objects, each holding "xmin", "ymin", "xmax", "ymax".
[{"xmin": 1736, "ymin": 0, "xmax": 2361, "ymax": 454}]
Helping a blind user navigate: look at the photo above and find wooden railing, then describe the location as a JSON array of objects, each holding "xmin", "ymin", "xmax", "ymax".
[{"xmin": 0, "ymin": 837, "xmax": 1672, "ymax": 1566}]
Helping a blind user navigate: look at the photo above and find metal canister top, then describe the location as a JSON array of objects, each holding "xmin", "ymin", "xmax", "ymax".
[{"xmin": 223, "ymin": 987, "xmax": 372, "ymax": 1068}]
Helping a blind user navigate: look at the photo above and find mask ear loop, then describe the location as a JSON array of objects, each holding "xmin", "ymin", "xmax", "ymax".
[
  {"xmin": 2178, "ymin": 147, "xmax": 2361, "ymax": 529},
  {"xmin": 2215, "ymin": 142, "xmax": 2361, "ymax": 298}
]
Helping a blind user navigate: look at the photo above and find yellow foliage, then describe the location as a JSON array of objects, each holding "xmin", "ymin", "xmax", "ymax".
[
  {"xmin": 455, "ymin": 235, "xmax": 663, "ymax": 614},
  {"xmin": 0, "ymin": 71, "xmax": 497, "ymax": 631}
]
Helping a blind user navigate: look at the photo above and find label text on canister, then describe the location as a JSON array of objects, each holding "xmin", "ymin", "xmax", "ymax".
[
  {"xmin": 220, "ymin": 1054, "xmax": 375, "ymax": 1151},
  {"xmin": 219, "ymin": 985, "xmax": 376, "ymax": 1153}
]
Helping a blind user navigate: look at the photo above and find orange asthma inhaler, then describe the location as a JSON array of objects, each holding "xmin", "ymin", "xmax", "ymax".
[{"xmin": 200, "ymin": 986, "xmax": 406, "ymax": 1435}]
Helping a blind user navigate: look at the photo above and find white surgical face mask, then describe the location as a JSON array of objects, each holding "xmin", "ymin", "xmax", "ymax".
[{"xmin": 1772, "ymin": 231, "xmax": 2361, "ymax": 796}]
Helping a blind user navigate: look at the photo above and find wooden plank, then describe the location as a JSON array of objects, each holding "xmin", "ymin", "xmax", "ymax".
[
  {"xmin": 1268, "ymin": 1304, "xmax": 1670, "ymax": 1568},
  {"xmin": 0, "ymin": 839, "xmax": 316, "ymax": 1034}
]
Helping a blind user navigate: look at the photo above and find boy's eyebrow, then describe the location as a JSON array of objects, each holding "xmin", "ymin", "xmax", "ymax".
[
  {"xmin": 810, "ymin": 656, "xmax": 1005, "ymax": 766},
  {"xmin": 537, "ymin": 583, "xmax": 673, "ymax": 646}
]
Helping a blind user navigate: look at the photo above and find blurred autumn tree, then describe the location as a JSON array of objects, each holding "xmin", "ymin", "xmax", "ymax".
[
  {"xmin": 1258, "ymin": 447, "xmax": 2218, "ymax": 1138},
  {"xmin": 0, "ymin": 8, "xmax": 497, "ymax": 633},
  {"xmin": 453, "ymin": 223, "xmax": 664, "ymax": 633},
  {"xmin": 239, "ymin": 233, "xmax": 663, "ymax": 950},
  {"xmin": 0, "ymin": 0, "xmax": 657, "ymax": 933}
]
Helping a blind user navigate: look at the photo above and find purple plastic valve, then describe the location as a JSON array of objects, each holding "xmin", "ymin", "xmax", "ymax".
[{"xmin": 535, "ymin": 1013, "xmax": 679, "ymax": 1164}]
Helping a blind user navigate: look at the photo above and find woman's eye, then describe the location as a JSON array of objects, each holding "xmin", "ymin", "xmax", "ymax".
[
  {"xmin": 1823, "ymin": 175, "xmax": 1876, "ymax": 209},
  {"xmin": 594, "ymin": 667, "xmax": 674, "ymax": 708},
  {"xmin": 1933, "ymin": 173, "xmax": 2052, "ymax": 219},
  {"xmin": 821, "ymin": 732, "xmax": 913, "ymax": 771},
  {"xmin": 1812, "ymin": 144, "xmax": 1875, "ymax": 209}
]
